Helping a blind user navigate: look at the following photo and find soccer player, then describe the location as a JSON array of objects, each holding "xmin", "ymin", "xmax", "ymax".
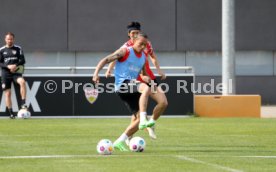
[
  {"xmin": 93, "ymin": 33, "xmax": 154, "ymax": 151},
  {"xmin": 106, "ymin": 22, "xmax": 168, "ymax": 141},
  {"xmin": 0, "ymin": 32, "xmax": 27, "ymax": 119}
]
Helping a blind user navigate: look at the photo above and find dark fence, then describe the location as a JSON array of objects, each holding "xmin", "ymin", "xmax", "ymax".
[{"xmin": 0, "ymin": 75, "xmax": 194, "ymax": 116}]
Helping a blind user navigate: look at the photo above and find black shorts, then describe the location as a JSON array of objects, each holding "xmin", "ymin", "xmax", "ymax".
[
  {"xmin": 1, "ymin": 73, "xmax": 23, "ymax": 90},
  {"xmin": 116, "ymin": 80, "xmax": 142, "ymax": 115},
  {"xmin": 151, "ymin": 79, "xmax": 159, "ymax": 87}
]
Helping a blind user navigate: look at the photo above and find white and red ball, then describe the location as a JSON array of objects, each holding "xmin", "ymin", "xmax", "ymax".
[
  {"xmin": 96, "ymin": 139, "xmax": 114, "ymax": 155},
  {"xmin": 129, "ymin": 137, "xmax": 146, "ymax": 152}
]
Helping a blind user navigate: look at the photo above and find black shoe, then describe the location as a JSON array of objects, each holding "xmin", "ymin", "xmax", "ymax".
[
  {"xmin": 21, "ymin": 104, "xmax": 28, "ymax": 110},
  {"xmin": 9, "ymin": 113, "xmax": 15, "ymax": 119}
]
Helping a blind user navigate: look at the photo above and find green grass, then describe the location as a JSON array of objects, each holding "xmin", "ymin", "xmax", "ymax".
[{"xmin": 0, "ymin": 117, "xmax": 276, "ymax": 172}]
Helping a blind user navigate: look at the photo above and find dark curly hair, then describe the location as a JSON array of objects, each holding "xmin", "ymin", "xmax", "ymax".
[{"xmin": 127, "ymin": 21, "xmax": 141, "ymax": 33}]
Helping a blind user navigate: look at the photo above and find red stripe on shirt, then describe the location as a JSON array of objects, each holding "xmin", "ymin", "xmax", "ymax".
[
  {"xmin": 123, "ymin": 39, "xmax": 156, "ymax": 80},
  {"xmin": 118, "ymin": 48, "xmax": 130, "ymax": 62}
]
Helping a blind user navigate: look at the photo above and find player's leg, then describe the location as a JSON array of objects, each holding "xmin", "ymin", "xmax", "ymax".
[
  {"xmin": 113, "ymin": 88, "xmax": 141, "ymax": 151},
  {"xmin": 114, "ymin": 82, "xmax": 151, "ymax": 151},
  {"xmin": 4, "ymin": 89, "xmax": 12, "ymax": 109},
  {"xmin": 146, "ymin": 86, "xmax": 168, "ymax": 139},
  {"xmin": 2, "ymin": 77, "xmax": 15, "ymax": 119},
  {"xmin": 125, "ymin": 114, "xmax": 138, "ymax": 145},
  {"xmin": 137, "ymin": 83, "xmax": 151, "ymax": 130},
  {"xmin": 125, "ymin": 88, "xmax": 168, "ymax": 140},
  {"xmin": 4, "ymin": 89, "xmax": 15, "ymax": 119},
  {"xmin": 124, "ymin": 114, "xmax": 139, "ymax": 137},
  {"xmin": 148, "ymin": 86, "xmax": 168, "ymax": 125},
  {"xmin": 125, "ymin": 85, "xmax": 168, "ymax": 139},
  {"xmin": 15, "ymin": 76, "xmax": 27, "ymax": 108},
  {"xmin": 113, "ymin": 112, "xmax": 140, "ymax": 151}
]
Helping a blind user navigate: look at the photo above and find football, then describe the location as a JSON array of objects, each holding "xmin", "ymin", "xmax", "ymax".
[
  {"xmin": 96, "ymin": 139, "xmax": 114, "ymax": 155},
  {"xmin": 17, "ymin": 108, "xmax": 31, "ymax": 119},
  {"xmin": 129, "ymin": 136, "xmax": 146, "ymax": 152}
]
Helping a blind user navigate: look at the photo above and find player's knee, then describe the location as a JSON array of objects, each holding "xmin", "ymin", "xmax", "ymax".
[
  {"xmin": 155, "ymin": 94, "xmax": 168, "ymax": 109},
  {"xmin": 143, "ymin": 84, "xmax": 151, "ymax": 95},
  {"xmin": 132, "ymin": 114, "xmax": 138, "ymax": 120},
  {"xmin": 139, "ymin": 83, "xmax": 150, "ymax": 96},
  {"xmin": 5, "ymin": 90, "xmax": 11, "ymax": 97},
  {"xmin": 18, "ymin": 79, "xmax": 26, "ymax": 86},
  {"xmin": 160, "ymin": 99, "xmax": 168, "ymax": 109}
]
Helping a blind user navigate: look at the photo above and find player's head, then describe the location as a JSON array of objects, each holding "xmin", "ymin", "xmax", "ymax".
[
  {"xmin": 5, "ymin": 32, "xmax": 15, "ymax": 47},
  {"xmin": 127, "ymin": 22, "xmax": 141, "ymax": 40},
  {"xmin": 132, "ymin": 33, "xmax": 148, "ymax": 53}
]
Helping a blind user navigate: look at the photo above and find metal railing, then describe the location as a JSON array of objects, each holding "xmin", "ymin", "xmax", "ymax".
[
  {"xmin": 25, "ymin": 66, "xmax": 193, "ymax": 71},
  {"xmin": 23, "ymin": 66, "xmax": 194, "ymax": 76}
]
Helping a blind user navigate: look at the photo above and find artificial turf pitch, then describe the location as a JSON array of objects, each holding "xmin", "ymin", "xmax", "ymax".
[{"xmin": 0, "ymin": 117, "xmax": 276, "ymax": 172}]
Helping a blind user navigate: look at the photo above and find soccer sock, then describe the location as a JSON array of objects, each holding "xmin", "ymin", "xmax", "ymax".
[
  {"xmin": 140, "ymin": 112, "xmax": 147, "ymax": 122},
  {"xmin": 21, "ymin": 99, "xmax": 26, "ymax": 106},
  {"xmin": 114, "ymin": 133, "xmax": 128, "ymax": 144},
  {"xmin": 7, "ymin": 108, "xmax": 13, "ymax": 115},
  {"xmin": 149, "ymin": 118, "xmax": 156, "ymax": 123}
]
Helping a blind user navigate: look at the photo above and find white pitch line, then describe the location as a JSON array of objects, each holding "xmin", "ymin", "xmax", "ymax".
[
  {"xmin": 0, "ymin": 155, "xmax": 99, "ymax": 159},
  {"xmin": 238, "ymin": 156, "xmax": 276, "ymax": 159},
  {"xmin": 2, "ymin": 154, "xmax": 276, "ymax": 160},
  {"xmin": 0, "ymin": 154, "xmax": 171, "ymax": 159},
  {"xmin": 0, "ymin": 115, "xmax": 191, "ymax": 119},
  {"xmin": 176, "ymin": 156, "xmax": 243, "ymax": 172}
]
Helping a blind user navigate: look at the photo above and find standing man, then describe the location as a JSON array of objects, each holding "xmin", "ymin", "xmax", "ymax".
[{"xmin": 0, "ymin": 32, "xmax": 27, "ymax": 119}]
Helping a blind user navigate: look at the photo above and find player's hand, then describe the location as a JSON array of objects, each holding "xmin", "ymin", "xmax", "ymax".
[
  {"xmin": 93, "ymin": 75, "xmax": 100, "ymax": 83},
  {"xmin": 7, "ymin": 64, "xmax": 17, "ymax": 73},
  {"xmin": 159, "ymin": 71, "xmax": 166, "ymax": 80},
  {"xmin": 141, "ymin": 76, "xmax": 151, "ymax": 83},
  {"xmin": 105, "ymin": 70, "xmax": 112, "ymax": 78}
]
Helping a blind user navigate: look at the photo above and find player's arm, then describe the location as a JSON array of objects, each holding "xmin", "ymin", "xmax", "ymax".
[
  {"xmin": 9, "ymin": 48, "xmax": 26, "ymax": 73},
  {"xmin": 149, "ymin": 52, "xmax": 166, "ymax": 80},
  {"xmin": 147, "ymin": 41, "xmax": 166, "ymax": 80},
  {"xmin": 0, "ymin": 52, "xmax": 7, "ymax": 68},
  {"xmin": 105, "ymin": 61, "xmax": 116, "ymax": 78},
  {"xmin": 140, "ymin": 65, "xmax": 157, "ymax": 92},
  {"xmin": 139, "ymin": 64, "xmax": 151, "ymax": 83},
  {"xmin": 17, "ymin": 48, "xmax": 26, "ymax": 66},
  {"xmin": 93, "ymin": 48, "xmax": 126, "ymax": 83}
]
